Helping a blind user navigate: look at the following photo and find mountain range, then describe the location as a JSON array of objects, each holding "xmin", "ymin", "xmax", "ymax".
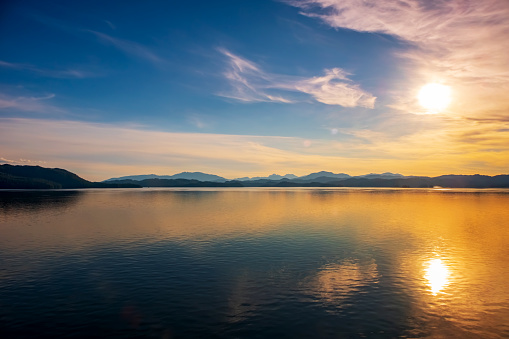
[
  {"xmin": 103, "ymin": 171, "xmax": 405, "ymax": 182},
  {"xmin": 105, "ymin": 172, "xmax": 228, "ymax": 182},
  {"xmin": 2, "ymin": 165, "xmax": 509, "ymax": 189}
]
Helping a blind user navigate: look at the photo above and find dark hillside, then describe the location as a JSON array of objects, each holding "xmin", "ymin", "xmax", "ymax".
[{"xmin": 0, "ymin": 165, "xmax": 140, "ymax": 189}]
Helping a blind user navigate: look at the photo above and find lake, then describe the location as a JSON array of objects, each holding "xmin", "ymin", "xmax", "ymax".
[{"xmin": 1, "ymin": 188, "xmax": 508, "ymax": 338}]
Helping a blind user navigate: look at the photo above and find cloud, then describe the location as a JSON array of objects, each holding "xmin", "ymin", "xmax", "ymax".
[
  {"xmin": 219, "ymin": 49, "xmax": 292, "ymax": 103},
  {"xmin": 0, "ymin": 157, "xmax": 46, "ymax": 165},
  {"xmin": 290, "ymin": 0, "xmax": 509, "ymax": 118},
  {"xmin": 0, "ymin": 93, "xmax": 64, "ymax": 113},
  {"xmin": 187, "ymin": 115, "xmax": 209, "ymax": 129},
  {"xmin": 28, "ymin": 13, "xmax": 162, "ymax": 66},
  {"xmin": 219, "ymin": 49, "xmax": 375, "ymax": 108},
  {"xmin": 87, "ymin": 30, "xmax": 163, "ymax": 64},
  {"xmin": 103, "ymin": 20, "xmax": 116, "ymax": 30},
  {"xmin": 291, "ymin": 0, "xmax": 509, "ymax": 80},
  {"xmin": 292, "ymin": 68, "xmax": 376, "ymax": 107},
  {"xmin": 0, "ymin": 60, "xmax": 100, "ymax": 79}
]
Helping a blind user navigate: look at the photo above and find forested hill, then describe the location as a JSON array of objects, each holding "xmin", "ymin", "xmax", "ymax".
[{"xmin": 0, "ymin": 164, "xmax": 140, "ymax": 189}]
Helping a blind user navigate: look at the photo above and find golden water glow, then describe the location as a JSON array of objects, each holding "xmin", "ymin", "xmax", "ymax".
[
  {"xmin": 425, "ymin": 258, "xmax": 450, "ymax": 294},
  {"xmin": 418, "ymin": 83, "xmax": 451, "ymax": 113},
  {"xmin": 3, "ymin": 189, "xmax": 509, "ymax": 337}
]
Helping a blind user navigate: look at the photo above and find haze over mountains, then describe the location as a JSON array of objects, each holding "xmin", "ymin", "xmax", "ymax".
[{"xmin": 2, "ymin": 164, "xmax": 509, "ymax": 189}]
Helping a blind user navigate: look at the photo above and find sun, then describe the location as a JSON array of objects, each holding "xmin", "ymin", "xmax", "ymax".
[{"xmin": 418, "ymin": 83, "xmax": 451, "ymax": 113}]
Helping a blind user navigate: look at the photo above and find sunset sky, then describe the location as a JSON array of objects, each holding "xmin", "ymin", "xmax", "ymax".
[{"xmin": 1, "ymin": 0, "xmax": 509, "ymax": 181}]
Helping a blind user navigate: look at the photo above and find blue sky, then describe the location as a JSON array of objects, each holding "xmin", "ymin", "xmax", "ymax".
[{"xmin": 1, "ymin": 0, "xmax": 509, "ymax": 180}]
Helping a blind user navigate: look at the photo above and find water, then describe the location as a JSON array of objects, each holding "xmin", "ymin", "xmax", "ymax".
[{"xmin": 1, "ymin": 188, "xmax": 508, "ymax": 338}]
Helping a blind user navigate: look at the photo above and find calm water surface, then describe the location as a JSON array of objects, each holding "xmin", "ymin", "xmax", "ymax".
[{"xmin": 1, "ymin": 188, "xmax": 508, "ymax": 338}]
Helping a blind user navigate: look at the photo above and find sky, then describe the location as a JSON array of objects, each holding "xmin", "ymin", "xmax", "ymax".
[{"xmin": 1, "ymin": 0, "xmax": 509, "ymax": 181}]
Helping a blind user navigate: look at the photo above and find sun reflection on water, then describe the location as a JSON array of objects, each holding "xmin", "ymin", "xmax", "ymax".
[{"xmin": 425, "ymin": 258, "xmax": 450, "ymax": 295}]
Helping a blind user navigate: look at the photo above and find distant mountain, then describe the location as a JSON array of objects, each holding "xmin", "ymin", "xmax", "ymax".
[
  {"xmin": 234, "ymin": 174, "xmax": 298, "ymax": 181},
  {"xmin": 107, "ymin": 171, "xmax": 406, "ymax": 183},
  {"xmin": 0, "ymin": 164, "xmax": 140, "ymax": 189},
  {"xmin": 108, "ymin": 178, "xmax": 243, "ymax": 187},
  {"xmin": 170, "ymin": 172, "xmax": 227, "ymax": 182},
  {"xmin": 104, "ymin": 174, "xmax": 163, "ymax": 181},
  {"xmin": 297, "ymin": 171, "xmax": 351, "ymax": 181},
  {"xmin": 105, "ymin": 172, "xmax": 227, "ymax": 182},
  {"xmin": 293, "ymin": 176, "xmax": 348, "ymax": 184},
  {"xmin": 294, "ymin": 172, "xmax": 406, "ymax": 182},
  {"xmin": 307, "ymin": 175, "xmax": 509, "ymax": 188},
  {"xmin": 354, "ymin": 172, "xmax": 405, "ymax": 179}
]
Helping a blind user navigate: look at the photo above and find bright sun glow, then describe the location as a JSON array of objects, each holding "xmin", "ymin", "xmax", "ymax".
[
  {"xmin": 418, "ymin": 83, "xmax": 451, "ymax": 113},
  {"xmin": 425, "ymin": 258, "xmax": 450, "ymax": 295}
]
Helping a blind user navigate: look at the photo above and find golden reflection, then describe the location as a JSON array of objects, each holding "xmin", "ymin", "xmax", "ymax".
[
  {"xmin": 3, "ymin": 188, "xmax": 509, "ymax": 257},
  {"xmin": 424, "ymin": 258, "xmax": 450, "ymax": 294},
  {"xmin": 312, "ymin": 260, "xmax": 379, "ymax": 305}
]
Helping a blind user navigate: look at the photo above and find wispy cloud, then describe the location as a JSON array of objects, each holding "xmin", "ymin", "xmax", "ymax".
[
  {"xmin": 0, "ymin": 60, "xmax": 100, "ymax": 78},
  {"xmin": 103, "ymin": 20, "xmax": 116, "ymax": 30},
  {"xmin": 0, "ymin": 157, "xmax": 46, "ymax": 165},
  {"xmin": 219, "ymin": 49, "xmax": 375, "ymax": 108},
  {"xmin": 290, "ymin": 0, "xmax": 509, "ymax": 118},
  {"xmin": 0, "ymin": 93, "xmax": 64, "ymax": 114},
  {"xmin": 291, "ymin": 0, "xmax": 509, "ymax": 81},
  {"xmin": 291, "ymin": 68, "xmax": 376, "ymax": 107},
  {"xmin": 87, "ymin": 30, "xmax": 163, "ymax": 64},
  {"xmin": 219, "ymin": 49, "xmax": 292, "ymax": 103},
  {"xmin": 187, "ymin": 114, "xmax": 209, "ymax": 129},
  {"xmin": 28, "ymin": 12, "xmax": 161, "ymax": 66}
]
